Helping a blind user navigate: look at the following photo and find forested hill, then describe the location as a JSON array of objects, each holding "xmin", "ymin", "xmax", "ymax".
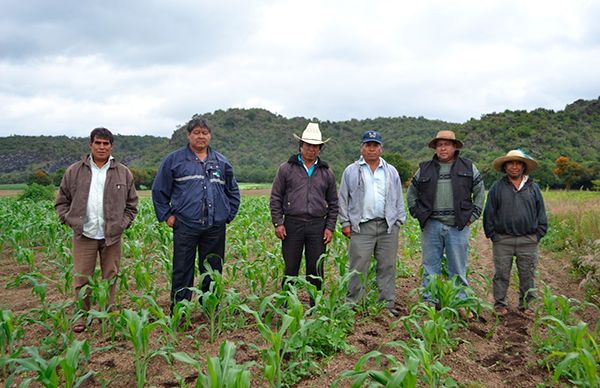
[{"xmin": 1, "ymin": 98, "xmax": 598, "ymax": 188}]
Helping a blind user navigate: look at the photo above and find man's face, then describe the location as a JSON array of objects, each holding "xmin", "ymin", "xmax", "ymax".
[
  {"xmin": 435, "ymin": 139, "xmax": 456, "ymax": 163},
  {"xmin": 89, "ymin": 136, "xmax": 112, "ymax": 164},
  {"xmin": 299, "ymin": 142, "xmax": 321, "ymax": 164},
  {"xmin": 187, "ymin": 126, "xmax": 211, "ymax": 152},
  {"xmin": 505, "ymin": 160, "xmax": 525, "ymax": 179},
  {"xmin": 361, "ymin": 142, "xmax": 382, "ymax": 163}
]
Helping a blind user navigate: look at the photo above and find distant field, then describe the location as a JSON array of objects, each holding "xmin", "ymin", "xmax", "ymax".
[
  {"xmin": 0, "ymin": 182, "xmax": 272, "ymax": 198},
  {"xmin": 0, "ymin": 183, "xmax": 27, "ymax": 190}
]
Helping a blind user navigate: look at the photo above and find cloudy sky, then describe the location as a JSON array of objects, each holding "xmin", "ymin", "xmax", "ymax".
[{"xmin": 1, "ymin": 0, "xmax": 598, "ymax": 138}]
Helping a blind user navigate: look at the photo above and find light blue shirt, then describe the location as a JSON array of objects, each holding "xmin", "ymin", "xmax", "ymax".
[
  {"xmin": 359, "ymin": 157, "xmax": 386, "ymax": 222},
  {"xmin": 298, "ymin": 154, "xmax": 317, "ymax": 177}
]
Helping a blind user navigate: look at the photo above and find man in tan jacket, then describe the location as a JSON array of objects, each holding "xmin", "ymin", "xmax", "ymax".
[{"xmin": 55, "ymin": 127, "xmax": 138, "ymax": 332}]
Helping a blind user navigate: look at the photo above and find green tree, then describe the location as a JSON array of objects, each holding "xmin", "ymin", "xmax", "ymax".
[{"xmin": 382, "ymin": 152, "xmax": 414, "ymax": 184}]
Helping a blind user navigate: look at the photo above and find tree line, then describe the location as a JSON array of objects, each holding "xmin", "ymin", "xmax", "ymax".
[{"xmin": 3, "ymin": 97, "xmax": 600, "ymax": 190}]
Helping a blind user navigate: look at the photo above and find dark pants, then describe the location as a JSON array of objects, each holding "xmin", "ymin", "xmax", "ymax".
[
  {"xmin": 281, "ymin": 217, "xmax": 326, "ymax": 292},
  {"xmin": 492, "ymin": 233, "xmax": 539, "ymax": 309},
  {"xmin": 171, "ymin": 220, "xmax": 225, "ymax": 311}
]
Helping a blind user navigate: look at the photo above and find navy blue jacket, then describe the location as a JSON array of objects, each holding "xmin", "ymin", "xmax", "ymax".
[{"xmin": 152, "ymin": 146, "xmax": 240, "ymax": 226}]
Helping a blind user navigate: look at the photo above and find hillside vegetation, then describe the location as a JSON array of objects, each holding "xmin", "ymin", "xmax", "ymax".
[{"xmin": 1, "ymin": 98, "xmax": 598, "ymax": 188}]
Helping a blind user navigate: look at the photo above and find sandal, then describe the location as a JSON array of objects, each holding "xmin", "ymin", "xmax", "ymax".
[{"xmin": 73, "ymin": 322, "xmax": 86, "ymax": 333}]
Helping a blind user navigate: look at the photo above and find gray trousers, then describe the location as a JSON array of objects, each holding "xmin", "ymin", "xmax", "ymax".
[
  {"xmin": 347, "ymin": 219, "xmax": 400, "ymax": 309},
  {"xmin": 492, "ymin": 234, "xmax": 539, "ymax": 309}
]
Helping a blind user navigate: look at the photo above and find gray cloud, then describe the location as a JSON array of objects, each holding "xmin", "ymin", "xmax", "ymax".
[{"xmin": 0, "ymin": 0, "xmax": 599, "ymax": 137}]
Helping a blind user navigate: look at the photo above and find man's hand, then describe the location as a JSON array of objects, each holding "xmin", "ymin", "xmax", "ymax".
[
  {"xmin": 166, "ymin": 215, "xmax": 176, "ymax": 228},
  {"xmin": 323, "ymin": 228, "xmax": 333, "ymax": 245},
  {"xmin": 274, "ymin": 225, "xmax": 287, "ymax": 240},
  {"xmin": 341, "ymin": 226, "xmax": 352, "ymax": 238}
]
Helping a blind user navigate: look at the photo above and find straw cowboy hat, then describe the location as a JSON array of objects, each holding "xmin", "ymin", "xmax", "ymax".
[
  {"xmin": 428, "ymin": 130, "xmax": 464, "ymax": 149},
  {"xmin": 492, "ymin": 149, "xmax": 538, "ymax": 172},
  {"xmin": 293, "ymin": 123, "xmax": 330, "ymax": 145}
]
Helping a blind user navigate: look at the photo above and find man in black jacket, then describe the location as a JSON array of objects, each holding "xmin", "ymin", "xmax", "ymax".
[
  {"xmin": 483, "ymin": 149, "xmax": 548, "ymax": 316},
  {"xmin": 269, "ymin": 123, "xmax": 338, "ymax": 302}
]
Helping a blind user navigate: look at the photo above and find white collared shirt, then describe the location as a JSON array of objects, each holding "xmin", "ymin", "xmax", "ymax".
[
  {"xmin": 359, "ymin": 157, "xmax": 386, "ymax": 222},
  {"xmin": 517, "ymin": 175, "xmax": 529, "ymax": 191},
  {"xmin": 83, "ymin": 155, "xmax": 113, "ymax": 239}
]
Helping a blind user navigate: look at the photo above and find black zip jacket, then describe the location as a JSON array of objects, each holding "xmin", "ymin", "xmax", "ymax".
[
  {"xmin": 483, "ymin": 176, "xmax": 548, "ymax": 241},
  {"xmin": 270, "ymin": 154, "xmax": 339, "ymax": 231}
]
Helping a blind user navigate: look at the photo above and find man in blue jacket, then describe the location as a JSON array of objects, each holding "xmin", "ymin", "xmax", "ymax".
[
  {"xmin": 338, "ymin": 130, "xmax": 406, "ymax": 317},
  {"xmin": 483, "ymin": 149, "xmax": 547, "ymax": 316},
  {"xmin": 152, "ymin": 118, "xmax": 240, "ymax": 312}
]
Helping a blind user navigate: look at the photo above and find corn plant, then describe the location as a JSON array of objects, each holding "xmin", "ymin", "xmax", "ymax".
[
  {"xmin": 421, "ymin": 274, "xmax": 490, "ymax": 321},
  {"xmin": 0, "ymin": 309, "xmax": 23, "ymax": 377},
  {"xmin": 7, "ymin": 340, "xmax": 94, "ymax": 388},
  {"xmin": 537, "ymin": 316, "xmax": 600, "ymax": 386},
  {"xmin": 7, "ymin": 272, "xmax": 48, "ymax": 309},
  {"xmin": 172, "ymin": 340, "xmax": 252, "ymax": 388},
  {"xmin": 115, "ymin": 308, "xmax": 170, "ymax": 388},
  {"xmin": 335, "ymin": 339, "xmax": 456, "ymax": 387},
  {"xmin": 397, "ymin": 303, "xmax": 460, "ymax": 359},
  {"xmin": 335, "ymin": 350, "xmax": 419, "ymax": 387},
  {"xmin": 240, "ymin": 292, "xmax": 318, "ymax": 388},
  {"xmin": 199, "ymin": 266, "xmax": 226, "ymax": 342}
]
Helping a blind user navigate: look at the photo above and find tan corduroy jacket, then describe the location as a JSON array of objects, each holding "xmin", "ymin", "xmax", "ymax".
[{"xmin": 55, "ymin": 155, "xmax": 138, "ymax": 246}]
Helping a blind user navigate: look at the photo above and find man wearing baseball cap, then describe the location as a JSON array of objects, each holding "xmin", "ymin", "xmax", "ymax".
[
  {"xmin": 338, "ymin": 130, "xmax": 406, "ymax": 317},
  {"xmin": 483, "ymin": 149, "xmax": 547, "ymax": 317},
  {"xmin": 406, "ymin": 130, "xmax": 485, "ymax": 318}
]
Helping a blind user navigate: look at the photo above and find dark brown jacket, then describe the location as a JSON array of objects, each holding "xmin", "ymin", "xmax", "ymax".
[
  {"xmin": 55, "ymin": 155, "xmax": 138, "ymax": 246},
  {"xmin": 269, "ymin": 154, "xmax": 338, "ymax": 231}
]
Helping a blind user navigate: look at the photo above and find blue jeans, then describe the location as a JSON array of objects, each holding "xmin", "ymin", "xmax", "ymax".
[{"xmin": 421, "ymin": 219, "xmax": 470, "ymax": 299}]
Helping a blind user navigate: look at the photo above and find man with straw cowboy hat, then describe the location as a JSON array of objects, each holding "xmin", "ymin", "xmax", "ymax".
[
  {"xmin": 483, "ymin": 149, "xmax": 548, "ymax": 317},
  {"xmin": 406, "ymin": 130, "xmax": 485, "ymax": 317},
  {"xmin": 270, "ymin": 122, "xmax": 339, "ymax": 305}
]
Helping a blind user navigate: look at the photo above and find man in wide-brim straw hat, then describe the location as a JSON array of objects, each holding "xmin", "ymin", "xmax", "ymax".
[
  {"xmin": 270, "ymin": 122, "xmax": 338, "ymax": 305},
  {"xmin": 483, "ymin": 149, "xmax": 548, "ymax": 317},
  {"xmin": 406, "ymin": 130, "xmax": 485, "ymax": 319}
]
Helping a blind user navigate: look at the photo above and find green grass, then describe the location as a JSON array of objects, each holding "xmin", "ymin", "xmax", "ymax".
[{"xmin": 0, "ymin": 184, "xmax": 27, "ymax": 190}]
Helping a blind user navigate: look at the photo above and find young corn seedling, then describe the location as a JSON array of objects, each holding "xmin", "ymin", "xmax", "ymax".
[
  {"xmin": 539, "ymin": 316, "xmax": 600, "ymax": 386},
  {"xmin": 58, "ymin": 339, "xmax": 95, "ymax": 388},
  {"xmin": 334, "ymin": 350, "xmax": 419, "ymax": 387},
  {"xmin": 172, "ymin": 340, "xmax": 252, "ymax": 388},
  {"xmin": 397, "ymin": 303, "xmax": 460, "ymax": 359},
  {"xmin": 116, "ymin": 308, "xmax": 170, "ymax": 388},
  {"xmin": 392, "ymin": 339, "xmax": 457, "ymax": 387},
  {"xmin": 0, "ymin": 309, "xmax": 24, "ymax": 377},
  {"xmin": 199, "ymin": 266, "xmax": 226, "ymax": 343}
]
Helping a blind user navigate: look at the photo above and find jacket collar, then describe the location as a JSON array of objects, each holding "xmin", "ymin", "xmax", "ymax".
[
  {"xmin": 82, "ymin": 154, "xmax": 116, "ymax": 169},
  {"xmin": 287, "ymin": 154, "xmax": 329, "ymax": 169},
  {"xmin": 186, "ymin": 145, "xmax": 215, "ymax": 161}
]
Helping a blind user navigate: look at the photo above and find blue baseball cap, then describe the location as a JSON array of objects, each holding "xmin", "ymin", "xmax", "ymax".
[{"xmin": 361, "ymin": 130, "xmax": 382, "ymax": 144}]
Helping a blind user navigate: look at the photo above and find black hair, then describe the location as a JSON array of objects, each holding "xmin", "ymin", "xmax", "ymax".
[
  {"xmin": 186, "ymin": 118, "xmax": 211, "ymax": 133},
  {"xmin": 90, "ymin": 127, "xmax": 114, "ymax": 144},
  {"xmin": 298, "ymin": 140, "xmax": 323, "ymax": 152}
]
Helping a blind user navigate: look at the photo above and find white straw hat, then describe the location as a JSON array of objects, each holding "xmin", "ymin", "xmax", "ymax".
[{"xmin": 293, "ymin": 123, "xmax": 330, "ymax": 145}]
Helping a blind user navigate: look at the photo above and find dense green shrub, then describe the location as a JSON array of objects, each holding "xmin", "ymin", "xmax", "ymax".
[{"xmin": 18, "ymin": 183, "xmax": 55, "ymax": 202}]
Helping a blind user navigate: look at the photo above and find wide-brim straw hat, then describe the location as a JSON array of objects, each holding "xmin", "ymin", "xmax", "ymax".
[
  {"xmin": 428, "ymin": 130, "xmax": 464, "ymax": 149},
  {"xmin": 293, "ymin": 123, "xmax": 330, "ymax": 145},
  {"xmin": 492, "ymin": 149, "xmax": 538, "ymax": 172}
]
